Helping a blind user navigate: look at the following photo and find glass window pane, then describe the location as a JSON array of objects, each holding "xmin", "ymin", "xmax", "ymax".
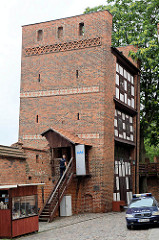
[
  {"xmin": 131, "ymin": 75, "xmax": 134, "ymax": 84},
  {"xmin": 128, "ymin": 73, "xmax": 130, "ymax": 81},
  {"xmin": 127, "ymin": 82, "xmax": 131, "ymax": 96},
  {"xmin": 20, "ymin": 196, "xmax": 26, "ymax": 218},
  {"xmin": 26, "ymin": 195, "xmax": 38, "ymax": 216},
  {"xmin": 116, "ymin": 74, "xmax": 119, "ymax": 85},
  {"xmin": 120, "ymin": 76, "xmax": 124, "ymax": 92},
  {"xmin": 124, "ymin": 93, "xmax": 127, "ymax": 104},
  {"xmin": 131, "ymin": 86, "xmax": 134, "ymax": 96},
  {"xmin": 12, "ymin": 197, "xmax": 20, "ymax": 219},
  {"xmin": 119, "ymin": 65, "xmax": 123, "ymax": 76},
  {"xmin": 116, "ymin": 87, "xmax": 119, "ymax": 99},
  {"xmin": 12, "ymin": 195, "xmax": 38, "ymax": 219},
  {"xmin": 116, "ymin": 63, "xmax": 119, "ymax": 72},
  {"xmin": 120, "ymin": 93, "xmax": 124, "ymax": 102},
  {"xmin": 124, "ymin": 80, "xmax": 127, "ymax": 91},
  {"xmin": 0, "ymin": 191, "xmax": 9, "ymax": 209},
  {"xmin": 124, "ymin": 70, "xmax": 127, "ymax": 78}
]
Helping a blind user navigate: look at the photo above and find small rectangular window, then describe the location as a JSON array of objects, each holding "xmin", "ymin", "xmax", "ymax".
[
  {"xmin": 38, "ymin": 74, "xmax": 40, "ymax": 82},
  {"xmin": 76, "ymin": 70, "xmax": 79, "ymax": 78},
  {"xmin": 79, "ymin": 23, "xmax": 84, "ymax": 36},
  {"xmin": 36, "ymin": 154, "xmax": 39, "ymax": 163},
  {"xmin": 58, "ymin": 26, "xmax": 63, "ymax": 38},
  {"xmin": 77, "ymin": 113, "xmax": 80, "ymax": 120},
  {"xmin": 36, "ymin": 115, "xmax": 39, "ymax": 123},
  {"xmin": 37, "ymin": 30, "xmax": 43, "ymax": 41}
]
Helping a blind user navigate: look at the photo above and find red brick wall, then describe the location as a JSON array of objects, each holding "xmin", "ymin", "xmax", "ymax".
[
  {"xmin": 0, "ymin": 147, "xmax": 53, "ymax": 211},
  {"xmin": 147, "ymin": 177, "xmax": 159, "ymax": 203},
  {"xmin": 0, "ymin": 156, "xmax": 27, "ymax": 184},
  {"xmin": 22, "ymin": 147, "xmax": 53, "ymax": 210},
  {"xmin": 117, "ymin": 45, "xmax": 138, "ymax": 67}
]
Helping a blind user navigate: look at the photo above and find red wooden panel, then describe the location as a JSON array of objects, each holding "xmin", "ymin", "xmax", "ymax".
[
  {"xmin": 11, "ymin": 186, "xmax": 37, "ymax": 197},
  {"xmin": 0, "ymin": 210, "xmax": 11, "ymax": 238},
  {"xmin": 12, "ymin": 215, "xmax": 39, "ymax": 237}
]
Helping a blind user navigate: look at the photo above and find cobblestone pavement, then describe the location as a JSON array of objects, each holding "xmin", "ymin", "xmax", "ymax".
[{"xmin": 16, "ymin": 212, "xmax": 159, "ymax": 240}]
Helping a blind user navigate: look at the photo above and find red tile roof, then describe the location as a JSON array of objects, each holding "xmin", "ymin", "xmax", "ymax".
[{"xmin": 41, "ymin": 128, "xmax": 91, "ymax": 146}]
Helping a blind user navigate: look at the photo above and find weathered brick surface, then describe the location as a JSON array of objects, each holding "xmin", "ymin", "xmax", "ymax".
[
  {"xmin": 117, "ymin": 45, "xmax": 138, "ymax": 67},
  {"xmin": 147, "ymin": 177, "xmax": 159, "ymax": 203},
  {"xmin": 0, "ymin": 147, "xmax": 53, "ymax": 211},
  {"xmin": 0, "ymin": 156, "xmax": 27, "ymax": 184},
  {"xmin": 22, "ymin": 147, "xmax": 53, "ymax": 210}
]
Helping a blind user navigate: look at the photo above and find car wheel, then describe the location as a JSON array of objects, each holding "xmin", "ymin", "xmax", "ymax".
[{"xmin": 127, "ymin": 225, "xmax": 132, "ymax": 230}]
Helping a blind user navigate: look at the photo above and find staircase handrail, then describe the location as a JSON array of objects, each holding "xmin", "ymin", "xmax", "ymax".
[
  {"xmin": 39, "ymin": 157, "xmax": 73, "ymax": 216},
  {"xmin": 48, "ymin": 157, "xmax": 73, "ymax": 204},
  {"xmin": 49, "ymin": 166, "xmax": 74, "ymax": 222}
]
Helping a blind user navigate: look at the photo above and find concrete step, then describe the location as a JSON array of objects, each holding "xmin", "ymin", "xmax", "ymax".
[{"xmin": 39, "ymin": 218, "xmax": 49, "ymax": 222}]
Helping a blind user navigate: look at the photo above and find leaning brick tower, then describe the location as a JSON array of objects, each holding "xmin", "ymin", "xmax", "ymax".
[{"xmin": 19, "ymin": 11, "xmax": 124, "ymax": 213}]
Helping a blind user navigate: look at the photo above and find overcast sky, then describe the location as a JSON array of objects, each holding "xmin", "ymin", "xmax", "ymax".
[{"xmin": 0, "ymin": 0, "xmax": 107, "ymax": 146}]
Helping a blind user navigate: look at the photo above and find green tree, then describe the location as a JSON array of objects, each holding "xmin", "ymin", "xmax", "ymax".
[{"xmin": 84, "ymin": 0, "xmax": 159, "ymax": 161}]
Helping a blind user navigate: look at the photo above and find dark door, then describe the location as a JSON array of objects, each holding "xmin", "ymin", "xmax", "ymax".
[
  {"xmin": 119, "ymin": 177, "xmax": 126, "ymax": 202},
  {"xmin": 114, "ymin": 144, "xmax": 132, "ymax": 204}
]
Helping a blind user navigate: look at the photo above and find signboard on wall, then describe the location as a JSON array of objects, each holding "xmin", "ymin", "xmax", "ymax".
[{"xmin": 75, "ymin": 144, "xmax": 86, "ymax": 176}]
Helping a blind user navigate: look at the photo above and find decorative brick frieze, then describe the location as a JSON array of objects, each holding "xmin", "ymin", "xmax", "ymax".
[
  {"xmin": 24, "ymin": 37, "xmax": 101, "ymax": 56},
  {"xmin": 77, "ymin": 133, "xmax": 100, "ymax": 139},
  {"xmin": 22, "ymin": 135, "xmax": 44, "ymax": 140},
  {"xmin": 20, "ymin": 86, "xmax": 100, "ymax": 98},
  {"xmin": 22, "ymin": 133, "xmax": 100, "ymax": 140}
]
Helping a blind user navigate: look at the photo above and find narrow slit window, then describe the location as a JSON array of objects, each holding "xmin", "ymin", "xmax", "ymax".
[
  {"xmin": 77, "ymin": 113, "xmax": 80, "ymax": 120},
  {"xmin": 38, "ymin": 74, "xmax": 40, "ymax": 82},
  {"xmin": 79, "ymin": 23, "xmax": 85, "ymax": 36},
  {"xmin": 36, "ymin": 155, "xmax": 39, "ymax": 163},
  {"xmin": 58, "ymin": 26, "xmax": 63, "ymax": 38},
  {"xmin": 36, "ymin": 115, "xmax": 39, "ymax": 123},
  {"xmin": 76, "ymin": 70, "xmax": 79, "ymax": 78},
  {"xmin": 37, "ymin": 29, "xmax": 43, "ymax": 41}
]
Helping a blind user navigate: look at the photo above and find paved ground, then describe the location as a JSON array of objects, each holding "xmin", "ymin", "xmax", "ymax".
[{"xmin": 16, "ymin": 212, "xmax": 159, "ymax": 240}]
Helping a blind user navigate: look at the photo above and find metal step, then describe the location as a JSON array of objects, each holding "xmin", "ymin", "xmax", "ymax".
[
  {"xmin": 41, "ymin": 210, "xmax": 50, "ymax": 214},
  {"xmin": 40, "ymin": 213, "xmax": 50, "ymax": 216}
]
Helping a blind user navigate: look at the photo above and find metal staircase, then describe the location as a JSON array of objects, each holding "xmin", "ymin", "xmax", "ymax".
[{"xmin": 39, "ymin": 157, "xmax": 74, "ymax": 222}]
